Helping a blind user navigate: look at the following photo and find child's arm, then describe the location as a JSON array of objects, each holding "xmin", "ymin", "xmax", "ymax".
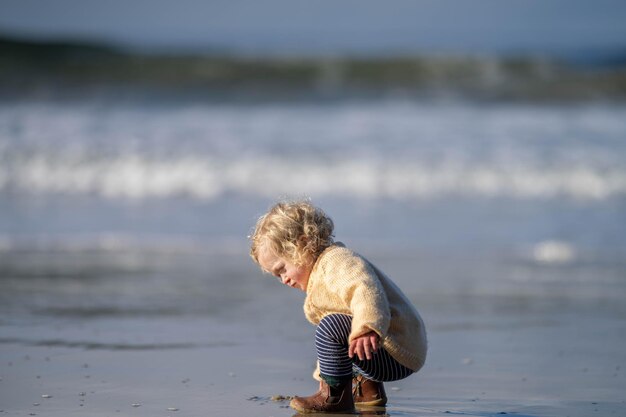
[{"xmin": 328, "ymin": 252, "xmax": 391, "ymax": 347}]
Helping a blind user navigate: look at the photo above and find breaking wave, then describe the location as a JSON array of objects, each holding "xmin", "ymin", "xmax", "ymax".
[
  {"xmin": 1, "ymin": 100, "xmax": 625, "ymax": 201},
  {"xmin": 1, "ymin": 152, "xmax": 625, "ymax": 200}
]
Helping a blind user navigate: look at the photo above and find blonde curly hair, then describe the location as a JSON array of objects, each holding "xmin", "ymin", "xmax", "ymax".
[{"xmin": 250, "ymin": 200, "xmax": 335, "ymax": 267}]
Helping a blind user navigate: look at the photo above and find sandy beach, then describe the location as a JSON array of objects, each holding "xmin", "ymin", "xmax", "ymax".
[{"xmin": 1, "ymin": 246, "xmax": 625, "ymax": 417}]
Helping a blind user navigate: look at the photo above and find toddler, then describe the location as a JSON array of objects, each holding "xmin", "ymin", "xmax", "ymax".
[{"xmin": 250, "ymin": 200, "xmax": 427, "ymax": 413}]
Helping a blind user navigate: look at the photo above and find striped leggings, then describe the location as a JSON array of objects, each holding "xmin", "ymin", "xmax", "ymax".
[{"xmin": 316, "ymin": 314, "xmax": 414, "ymax": 382}]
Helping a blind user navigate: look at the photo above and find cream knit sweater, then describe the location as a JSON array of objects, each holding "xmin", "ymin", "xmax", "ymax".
[{"xmin": 304, "ymin": 243, "xmax": 427, "ymax": 378}]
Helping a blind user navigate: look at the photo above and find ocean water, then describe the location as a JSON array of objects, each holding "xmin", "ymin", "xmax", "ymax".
[
  {"xmin": 2, "ymin": 99, "xmax": 626, "ymax": 236},
  {"xmin": 1, "ymin": 98, "xmax": 625, "ymax": 306}
]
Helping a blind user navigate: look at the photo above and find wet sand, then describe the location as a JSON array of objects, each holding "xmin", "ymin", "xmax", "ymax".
[{"xmin": 1, "ymin": 248, "xmax": 625, "ymax": 417}]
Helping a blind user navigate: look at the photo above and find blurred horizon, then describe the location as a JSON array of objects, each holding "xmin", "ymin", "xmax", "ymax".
[
  {"xmin": 1, "ymin": 0, "xmax": 626, "ymax": 58},
  {"xmin": 2, "ymin": 33, "xmax": 626, "ymax": 103},
  {"xmin": 3, "ymin": 0, "xmax": 626, "ymax": 102}
]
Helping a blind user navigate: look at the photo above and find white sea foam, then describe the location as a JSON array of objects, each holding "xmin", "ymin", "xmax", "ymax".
[
  {"xmin": 1, "ymin": 100, "xmax": 625, "ymax": 201},
  {"xmin": 532, "ymin": 240, "xmax": 577, "ymax": 264},
  {"xmin": 1, "ymin": 151, "xmax": 626, "ymax": 200}
]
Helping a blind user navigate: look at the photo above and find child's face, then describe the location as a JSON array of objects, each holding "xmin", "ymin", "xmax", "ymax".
[{"xmin": 257, "ymin": 244, "xmax": 312, "ymax": 292}]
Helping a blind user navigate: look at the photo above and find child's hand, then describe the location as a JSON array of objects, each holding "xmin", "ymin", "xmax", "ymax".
[{"xmin": 348, "ymin": 331, "xmax": 379, "ymax": 361}]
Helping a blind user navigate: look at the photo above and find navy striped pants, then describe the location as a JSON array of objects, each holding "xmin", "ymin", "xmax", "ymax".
[{"xmin": 316, "ymin": 314, "xmax": 414, "ymax": 382}]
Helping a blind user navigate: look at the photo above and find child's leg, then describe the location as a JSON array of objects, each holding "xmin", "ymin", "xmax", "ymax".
[
  {"xmin": 316, "ymin": 313, "xmax": 413, "ymax": 383},
  {"xmin": 315, "ymin": 313, "xmax": 354, "ymax": 385},
  {"xmin": 352, "ymin": 349, "xmax": 414, "ymax": 382},
  {"xmin": 293, "ymin": 313, "xmax": 415, "ymax": 412},
  {"xmin": 314, "ymin": 313, "xmax": 411, "ymax": 408},
  {"xmin": 290, "ymin": 314, "xmax": 355, "ymax": 413}
]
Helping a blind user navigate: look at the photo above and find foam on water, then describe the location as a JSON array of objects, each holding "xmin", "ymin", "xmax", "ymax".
[
  {"xmin": 2, "ymin": 151, "xmax": 626, "ymax": 200},
  {"xmin": 532, "ymin": 240, "xmax": 577, "ymax": 264},
  {"xmin": 1, "ymin": 100, "xmax": 625, "ymax": 201}
]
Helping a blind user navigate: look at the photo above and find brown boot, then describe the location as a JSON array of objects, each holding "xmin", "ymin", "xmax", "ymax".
[
  {"xmin": 352, "ymin": 374, "xmax": 387, "ymax": 407},
  {"xmin": 290, "ymin": 379, "xmax": 355, "ymax": 413}
]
